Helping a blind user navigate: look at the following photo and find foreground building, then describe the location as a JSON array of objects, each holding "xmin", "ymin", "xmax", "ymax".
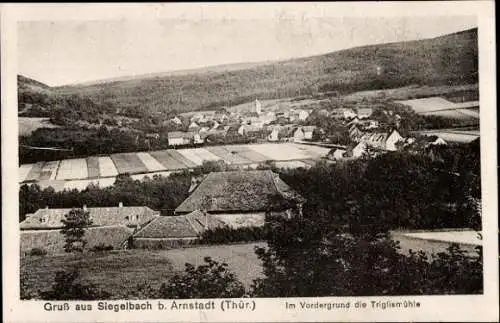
[
  {"xmin": 20, "ymin": 205, "xmax": 159, "ymax": 254},
  {"xmin": 175, "ymin": 170, "xmax": 306, "ymax": 228}
]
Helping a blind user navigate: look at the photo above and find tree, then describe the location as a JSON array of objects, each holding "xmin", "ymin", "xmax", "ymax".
[
  {"xmin": 60, "ymin": 208, "xmax": 93, "ymax": 253},
  {"xmin": 158, "ymin": 257, "xmax": 246, "ymax": 299},
  {"xmin": 251, "ymin": 211, "xmax": 483, "ymax": 297}
]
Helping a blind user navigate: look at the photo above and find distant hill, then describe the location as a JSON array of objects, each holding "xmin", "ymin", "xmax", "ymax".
[{"xmin": 25, "ymin": 28, "xmax": 478, "ymax": 117}]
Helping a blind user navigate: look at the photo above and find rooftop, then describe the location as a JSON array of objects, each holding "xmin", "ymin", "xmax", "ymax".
[{"xmin": 175, "ymin": 170, "xmax": 304, "ymax": 214}]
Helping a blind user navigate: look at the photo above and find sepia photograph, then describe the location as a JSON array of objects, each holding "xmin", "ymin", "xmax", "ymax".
[{"xmin": 2, "ymin": 2, "xmax": 498, "ymax": 322}]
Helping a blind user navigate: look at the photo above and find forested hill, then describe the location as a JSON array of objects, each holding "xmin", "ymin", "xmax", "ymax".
[{"xmin": 21, "ymin": 28, "xmax": 477, "ymax": 117}]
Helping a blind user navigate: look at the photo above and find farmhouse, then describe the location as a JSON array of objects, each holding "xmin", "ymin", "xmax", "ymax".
[
  {"xmin": 132, "ymin": 210, "xmax": 226, "ymax": 249},
  {"xmin": 293, "ymin": 126, "xmax": 316, "ymax": 141},
  {"xmin": 175, "ymin": 170, "xmax": 306, "ymax": 228},
  {"xmin": 20, "ymin": 205, "xmax": 160, "ymax": 254},
  {"xmin": 357, "ymin": 129, "xmax": 403, "ymax": 151},
  {"xmin": 342, "ymin": 108, "xmax": 357, "ymax": 119},
  {"xmin": 168, "ymin": 131, "xmax": 193, "ymax": 146}
]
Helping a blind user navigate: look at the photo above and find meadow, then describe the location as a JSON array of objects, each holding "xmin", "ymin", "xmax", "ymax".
[{"xmin": 21, "ymin": 242, "xmax": 265, "ymax": 299}]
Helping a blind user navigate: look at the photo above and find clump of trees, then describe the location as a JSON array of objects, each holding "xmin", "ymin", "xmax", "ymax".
[{"xmin": 158, "ymin": 257, "xmax": 246, "ymax": 299}]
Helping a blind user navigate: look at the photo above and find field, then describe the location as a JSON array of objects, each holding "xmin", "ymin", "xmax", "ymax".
[
  {"xmin": 18, "ymin": 143, "xmax": 330, "ymax": 190},
  {"xmin": 417, "ymin": 129, "xmax": 479, "ymax": 143},
  {"xmin": 21, "ymin": 243, "xmax": 265, "ymax": 298},
  {"xmin": 110, "ymin": 153, "xmax": 149, "ymax": 174},
  {"xmin": 395, "ymin": 97, "xmax": 479, "ymax": 121},
  {"xmin": 55, "ymin": 158, "xmax": 88, "ymax": 180},
  {"xmin": 19, "ymin": 117, "xmax": 59, "ymax": 136}
]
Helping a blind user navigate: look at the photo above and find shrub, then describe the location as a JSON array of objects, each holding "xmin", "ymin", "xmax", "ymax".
[
  {"xmin": 158, "ymin": 257, "xmax": 246, "ymax": 299},
  {"xmin": 199, "ymin": 226, "xmax": 267, "ymax": 244}
]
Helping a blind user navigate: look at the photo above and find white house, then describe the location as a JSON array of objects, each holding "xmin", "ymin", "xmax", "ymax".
[
  {"xmin": 168, "ymin": 132, "xmax": 192, "ymax": 146},
  {"xmin": 267, "ymin": 126, "xmax": 280, "ymax": 142},
  {"xmin": 255, "ymin": 99, "xmax": 262, "ymax": 115},
  {"xmin": 171, "ymin": 117, "xmax": 182, "ymax": 125},
  {"xmin": 188, "ymin": 121, "xmax": 200, "ymax": 131},
  {"xmin": 357, "ymin": 108, "xmax": 373, "ymax": 119},
  {"xmin": 299, "ymin": 110, "xmax": 310, "ymax": 121}
]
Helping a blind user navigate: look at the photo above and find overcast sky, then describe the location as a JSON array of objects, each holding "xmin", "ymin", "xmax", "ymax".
[{"xmin": 18, "ymin": 16, "xmax": 477, "ymax": 86}]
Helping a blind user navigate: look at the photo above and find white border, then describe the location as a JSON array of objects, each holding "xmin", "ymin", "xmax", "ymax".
[{"xmin": 1, "ymin": 2, "xmax": 498, "ymax": 322}]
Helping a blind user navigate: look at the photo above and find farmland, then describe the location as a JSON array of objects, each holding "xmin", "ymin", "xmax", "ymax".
[
  {"xmin": 416, "ymin": 128, "xmax": 480, "ymax": 143},
  {"xmin": 19, "ymin": 117, "xmax": 59, "ymax": 136},
  {"xmin": 395, "ymin": 97, "xmax": 480, "ymax": 121},
  {"xmin": 21, "ymin": 242, "xmax": 265, "ymax": 298},
  {"xmin": 18, "ymin": 143, "xmax": 330, "ymax": 191}
]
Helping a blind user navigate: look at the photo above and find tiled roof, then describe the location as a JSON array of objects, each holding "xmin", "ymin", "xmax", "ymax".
[
  {"xmin": 20, "ymin": 206, "xmax": 159, "ymax": 230},
  {"xmin": 133, "ymin": 211, "xmax": 225, "ymax": 239},
  {"xmin": 175, "ymin": 170, "xmax": 304, "ymax": 214},
  {"xmin": 168, "ymin": 132, "xmax": 193, "ymax": 139}
]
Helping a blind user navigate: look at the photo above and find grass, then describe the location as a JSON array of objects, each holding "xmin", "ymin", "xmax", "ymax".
[
  {"xmin": 21, "ymin": 242, "xmax": 265, "ymax": 299},
  {"xmin": 87, "ymin": 156, "xmax": 100, "ymax": 179},
  {"xmin": 110, "ymin": 153, "xmax": 148, "ymax": 174},
  {"xmin": 149, "ymin": 150, "xmax": 189, "ymax": 170},
  {"xmin": 55, "ymin": 158, "xmax": 88, "ymax": 180}
]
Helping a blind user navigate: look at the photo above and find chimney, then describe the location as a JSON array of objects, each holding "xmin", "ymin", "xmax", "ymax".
[{"xmin": 119, "ymin": 202, "xmax": 123, "ymax": 208}]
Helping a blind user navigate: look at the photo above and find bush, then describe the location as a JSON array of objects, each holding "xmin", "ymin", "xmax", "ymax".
[
  {"xmin": 200, "ymin": 226, "xmax": 267, "ymax": 245},
  {"xmin": 39, "ymin": 268, "xmax": 112, "ymax": 300},
  {"xmin": 158, "ymin": 257, "xmax": 246, "ymax": 299},
  {"xmin": 29, "ymin": 248, "xmax": 47, "ymax": 256}
]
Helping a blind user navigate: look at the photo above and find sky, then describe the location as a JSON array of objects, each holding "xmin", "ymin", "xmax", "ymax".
[{"xmin": 18, "ymin": 16, "xmax": 477, "ymax": 86}]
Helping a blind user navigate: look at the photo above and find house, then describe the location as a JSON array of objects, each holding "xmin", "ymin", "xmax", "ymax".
[
  {"xmin": 20, "ymin": 205, "xmax": 160, "ymax": 254},
  {"xmin": 357, "ymin": 108, "xmax": 373, "ymax": 119},
  {"xmin": 175, "ymin": 170, "xmax": 306, "ymax": 228},
  {"xmin": 345, "ymin": 142, "xmax": 368, "ymax": 158},
  {"xmin": 168, "ymin": 131, "xmax": 193, "ymax": 146},
  {"xmin": 342, "ymin": 108, "xmax": 357, "ymax": 119},
  {"xmin": 171, "ymin": 117, "xmax": 182, "ymax": 125},
  {"xmin": 145, "ymin": 133, "xmax": 160, "ymax": 140},
  {"xmin": 347, "ymin": 117, "xmax": 362, "ymax": 127},
  {"xmin": 267, "ymin": 126, "xmax": 281, "ymax": 142},
  {"xmin": 349, "ymin": 125, "xmax": 364, "ymax": 141},
  {"xmin": 362, "ymin": 120, "xmax": 379, "ymax": 130},
  {"xmin": 188, "ymin": 121, "xmax": 200, "ymax": 131},
  {"xmin": 132, "ymin": 210, "xmax": 226, "ymax": 249},
  {"xmin": 238, "ymin": 124, "xmax": 264, "ymax": 137},
  {"xmin": 358, "ymin": 129, "xmax": 403, "ymax": 151},
  {"xmin": 255, "ymin": 99, "xmax": 262, "ymax": 115},
  {"xmin": 293, "ymin": 126, "xmax": 316, "ymax": 142}
]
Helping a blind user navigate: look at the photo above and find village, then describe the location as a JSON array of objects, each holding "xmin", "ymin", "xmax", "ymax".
[{"xmin": 15, "ymin": 17, "xmax": 485, "ymax": 302}]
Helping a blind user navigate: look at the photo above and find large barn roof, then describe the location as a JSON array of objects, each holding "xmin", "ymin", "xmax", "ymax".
[{"xmin": 175, "ymin": 170, "xmax": 304, "ymax": 214}]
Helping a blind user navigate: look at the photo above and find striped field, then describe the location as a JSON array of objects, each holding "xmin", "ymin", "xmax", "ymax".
[{"xmin": 19, "ymin": 143, "xmax": 330, "ymax": 189}]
